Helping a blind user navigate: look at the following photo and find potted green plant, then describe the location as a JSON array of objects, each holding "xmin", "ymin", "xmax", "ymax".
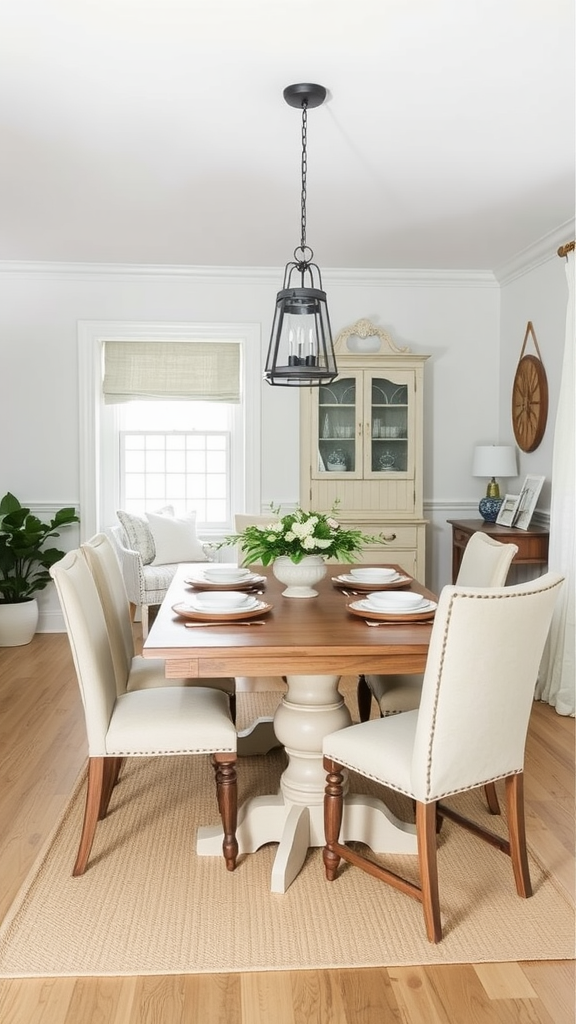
[{"xmin": 0, "ymin": 492, "xmax": 79, "ymax": 646}]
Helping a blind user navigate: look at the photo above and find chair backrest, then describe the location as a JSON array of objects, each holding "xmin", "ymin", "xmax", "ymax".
[
  {"xmin": 234, "ymin": 514, "xmax": 280, "ymax": 565},
  {"xmin": 82, "ymin": 533, "xmax": 134, "ymax": 694},
  {"xmin": 50, "ymin": 550, "xmax": 119, "ymax": 756},
  {"xmin": 234, "ymin": 514, "xmax": 280, "ymax": 532},
  {"xmin": 412, "ymin": 572, "xmax": 564, "ymax": 802},
  {"xmin": 456, "ymin": 531, "xmax": 518, "ymax": 587}
]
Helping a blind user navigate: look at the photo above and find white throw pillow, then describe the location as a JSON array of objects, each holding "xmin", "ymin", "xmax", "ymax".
[{"xmin": 146, "ymin": 510, "xmax": 206, "ymax": 565}]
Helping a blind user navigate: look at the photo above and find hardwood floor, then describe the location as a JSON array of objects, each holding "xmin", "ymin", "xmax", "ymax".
[{"xmin": 0, "ymin": 632, "xmax": 574, "ymax": 1024}]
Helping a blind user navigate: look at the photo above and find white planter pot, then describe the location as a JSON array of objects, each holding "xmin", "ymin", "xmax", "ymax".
[
  {"xmin": 272, "ymin": 555, "xmax": 327, "ymax": 598},
  {"xmin": 0, "ymin": 599, "xmax": 39, "ymax": 646}
]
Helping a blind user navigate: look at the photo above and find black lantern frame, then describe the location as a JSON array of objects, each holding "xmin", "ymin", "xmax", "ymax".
[{"xmin": 264, "ymin": 84, "xmax": 338, "ymax": 387}]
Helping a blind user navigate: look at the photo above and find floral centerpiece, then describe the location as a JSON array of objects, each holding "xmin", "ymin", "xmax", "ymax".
[{"xmin": 226, "ymin": 502, "xmax": 389, "ymax": 566}]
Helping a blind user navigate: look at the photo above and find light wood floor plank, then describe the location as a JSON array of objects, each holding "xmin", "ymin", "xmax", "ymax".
[
  {"xmin": 473, "ymin": 962, "xmax": 538, "ymax": 999},
  {"xmin": 521, "ymin": 961, "xmax": 576, "ymax": 1024},
  {"xmin": 0, "ymin": 977, "xmax": 76, "ymax": 1024},
  {"xmin": 336, "ymin": 967, "xmax": 404, "ymax": 1022},
  {"xmin": 240, "ymin": 971, "xmax": 295, "ymax": 1024},
  {"xmin": 289, "ymin": 969, "xmax": 347, "ymax": 1024},
  {"xmin": 181, "ymin": 973, "xmax": 242, "ymax": 1024}
]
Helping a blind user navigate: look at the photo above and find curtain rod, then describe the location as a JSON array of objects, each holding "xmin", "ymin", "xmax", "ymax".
[{"xmin": 557, "ymin": 240, "xmax": 575, "ymax": 257}]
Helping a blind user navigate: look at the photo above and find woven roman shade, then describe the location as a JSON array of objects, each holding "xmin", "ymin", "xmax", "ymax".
[{"xmin": 103, "ymin": 341, "xmax": 241, "ymax": 404}]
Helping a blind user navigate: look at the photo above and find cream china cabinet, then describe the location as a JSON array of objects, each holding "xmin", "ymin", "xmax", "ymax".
[{"xmin": 300, "ymin": 319, "xmax": 429, "ymax": 581}]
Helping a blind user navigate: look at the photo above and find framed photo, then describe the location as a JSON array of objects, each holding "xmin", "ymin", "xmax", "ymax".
[
  {"xmin": 496, "ymin": 493, "xmax": 521, "ymax": 527},
  {"xmin": 513, "ymin": 475, "xmax": 545, "ymax": 530}
]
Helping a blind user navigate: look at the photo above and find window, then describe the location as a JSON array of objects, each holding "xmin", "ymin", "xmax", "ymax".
[
  {"xmin": 78, "ymin": 321, "xmax": 262, "ymax": 541},
  {"xmin": 119, "ymin": 401, "xmax": 232, "ymax": 525}
]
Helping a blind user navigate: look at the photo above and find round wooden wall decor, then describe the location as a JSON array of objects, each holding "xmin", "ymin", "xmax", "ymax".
[{"xmin": 512, "ymin": 322, "xmax": 549, "ymax": 452}]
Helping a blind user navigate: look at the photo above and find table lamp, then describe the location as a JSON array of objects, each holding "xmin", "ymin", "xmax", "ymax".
[{"xmin": 472, "ymin": 445, "xmax": 518, "ymax": 522}]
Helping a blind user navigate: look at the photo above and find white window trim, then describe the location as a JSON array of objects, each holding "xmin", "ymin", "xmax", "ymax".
[{"xmin": 78, "ymin": 320, "xmax": 261, "ymax": 540}]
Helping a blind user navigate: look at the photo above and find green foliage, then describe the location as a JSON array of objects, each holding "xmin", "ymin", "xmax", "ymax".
[
  {"xmin": 0, "ymin": 492, "xmax": 79, "ymax": 603},
  {"xmin": 222, "ymin": 501, "xmax": 390, "ymax": 566}
]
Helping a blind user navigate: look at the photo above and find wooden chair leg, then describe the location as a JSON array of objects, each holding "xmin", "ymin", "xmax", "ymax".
[
  {"xmin": 357, "ymin": 674, "xmax": 373, "ymax": 722},
  {"xmin": 484, "ymin": 780, "xmax": 501, "ymax": 815},
  {"xmin": 505, "ymin": 772, "xmax": 532, "ymax": 898},
  {"xmin": 98, "ymin": 757, "xmax": 124, "ymax": 819},
  {"xmin": 415, "ymin": 801, "xmax": 442, "ymax": 943},
  {"xmin": 213, "ymin": 753, "xmax": 238, "ymax": 871},
  {"xmin": 141, "ymin": 604, "xmax": 149, "ymax": 639},
  {"xmin": 323, "ymin": 757, "xmax": 345, "ymax": 880},
  {"xmin": 129, "ymin": 602, "xmax": 136, "ymax": 622},
  {"xmin": 74, "ymin": 757, "xmax": 105, "ymax": 876}
]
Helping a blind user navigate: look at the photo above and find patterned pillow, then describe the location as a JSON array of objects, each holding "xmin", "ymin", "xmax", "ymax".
[{"xmin": 116, "ymin": 506, "xmax": 174, "ymax": 565}]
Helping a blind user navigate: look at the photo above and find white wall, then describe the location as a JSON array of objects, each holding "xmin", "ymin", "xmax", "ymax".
[
  {"xmin": 499, "ymin": 252, "xmax": 572, "ymax": 511},
  {"xmin": 0, "ymin": 243, "xmax": 570, "ymax": 629}
]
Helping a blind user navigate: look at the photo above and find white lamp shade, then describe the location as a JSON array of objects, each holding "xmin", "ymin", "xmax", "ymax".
[{"xmin": 472, "ymin": 445, "xmax": 518, "ymax": 478}]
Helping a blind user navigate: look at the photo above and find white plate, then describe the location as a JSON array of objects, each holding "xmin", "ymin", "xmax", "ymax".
[
  {"xmin": 172, "ymin": 600, "xmax": 272, "ymax": 622},
  {"xmin": 365, "ymin": 591, "xmax": 426, "ymax": 611},
  {"xmin": 203, "ymin": 568, "xmax": 252, "ymax": 580},
  {"xmin": 188, "ymin": 598, "xmax": 258, "ymax": 610},
  {"xmin": 349, "ymin": 567, "xmax": 397, "ymax": 581},
  {"xmin": 353, "ymin": 598, "xmax": 436, "ymax": 615},
  {"xmin": 342, "ymin": 571, "xmax": 400, "ymax": 584}
]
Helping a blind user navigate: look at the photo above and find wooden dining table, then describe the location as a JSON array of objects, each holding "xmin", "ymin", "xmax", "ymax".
[{"xmin": 143, "ymin": 562, "xmax": 437, "ymax": 892}]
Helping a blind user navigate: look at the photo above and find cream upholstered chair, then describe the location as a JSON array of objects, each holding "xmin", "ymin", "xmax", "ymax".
[
  {"xmin": 82, "ymin": 533, "xmax": 236, "ymax": 717},
  {"xmin": 50, "ymin": 550, "xmax": 238, "ymax": 876},
  {"xmin": 357, "ymin": 532, "xmax": 519, "ymax": 724},
  {"xmin": 323, "ymin": 572, "xmax": 563, "ymax": 942}
]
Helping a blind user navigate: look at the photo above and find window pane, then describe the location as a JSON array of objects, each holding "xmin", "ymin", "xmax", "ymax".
[{"xmin": 119, "ymin": 426, "xmax": 231, "ymax": 526}]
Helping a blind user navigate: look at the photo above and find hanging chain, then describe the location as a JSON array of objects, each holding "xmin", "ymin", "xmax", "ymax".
[{"xmin": 300, "ymin": 100, "xmax": 308, "ymax": 252}]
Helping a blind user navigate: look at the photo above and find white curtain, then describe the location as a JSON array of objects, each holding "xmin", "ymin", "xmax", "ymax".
[{"xmin": 536, "ymin": 250, "xmax": 575, "ymax": 716}]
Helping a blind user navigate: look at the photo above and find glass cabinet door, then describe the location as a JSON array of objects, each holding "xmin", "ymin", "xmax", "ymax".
[
  {"xmin": 366, "ymin": 373, "xmax": 411, "ymax": 477},
  {"xmin": 315, "ymin": 374, "xmax": 360, "ymax": 476}
]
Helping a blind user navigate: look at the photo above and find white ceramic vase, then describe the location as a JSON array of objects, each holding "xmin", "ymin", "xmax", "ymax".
[
  {"xmin": 0, "ymin": 598, "xmax": 39, "ymax": 646},
  {"xmin": 272, "ymin": 555, "xmax": 327, "ymax": 598}
]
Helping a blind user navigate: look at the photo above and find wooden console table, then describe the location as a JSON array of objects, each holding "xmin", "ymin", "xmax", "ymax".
[{"xmin": 447, "ymin": 519, "xmax": 549, "ymax": 584}]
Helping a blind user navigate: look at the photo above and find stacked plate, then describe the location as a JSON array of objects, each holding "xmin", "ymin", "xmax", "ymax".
[
  {"xmin": 349, "ymin": 567, "xmax": 397, "ymax": 583},
  {"xmin": 172, "ymin": 589, "xmax": 271, "ymax": 621},
  {"xmin": 203, "ymin": 566, "xmax": 254, "ymax": 584},
  {"xmin": 188, "ymin": 591, "xmax": 259, "ymax": 613},
  {"xmin": 332, "ymin": 566, "xmax": 411, "ymax": 591},
  {"xmin": 363, "ymin": 591, "xmax": 427, "ymax": 612},
  {"xmin": 185, "ymin": 565, "xmax": 265, "ymax": 591},
  {"xmin": 347, "ymin": 589, "xmax": 437, "ymax": 622}
]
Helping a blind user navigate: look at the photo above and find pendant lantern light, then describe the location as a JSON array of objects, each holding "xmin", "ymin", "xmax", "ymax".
[{"xmin": 264, "ymin": 83, "xmax": 338, "ymax": 387}]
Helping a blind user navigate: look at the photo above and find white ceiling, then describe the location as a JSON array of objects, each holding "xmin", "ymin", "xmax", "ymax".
[{"xmin": 1, "ymin": 0, "xmax": 574, "ymax": 272}]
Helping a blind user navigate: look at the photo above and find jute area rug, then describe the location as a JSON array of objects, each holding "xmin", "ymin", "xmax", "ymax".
[{"xmin": 0, "ymin": 686, "xmax": 573, "ymax": 978}]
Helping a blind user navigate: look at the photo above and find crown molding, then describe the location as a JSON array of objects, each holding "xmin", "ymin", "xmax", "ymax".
[
  {"xmin": 0, "ymin": 260, "xmax": 496, "ymax": 289},
  {"xmin": 494, "ymin": 219, "xmax": 576, "ymax": 285}
]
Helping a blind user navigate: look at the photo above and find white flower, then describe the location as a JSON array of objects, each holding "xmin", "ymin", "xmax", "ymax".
[
  {"xmin": 292, "ymin": 520, "xmax": 315, "ymax": 539},
  {"xmin": 257, "ymin": 522, "xmax": 282, "ymax": 533},
  {"xmin": 302, "ymin": 535, "xmax": 317, "ymax": 550},
  {"xmin": 314, "ymin": 538, "xmax": 332, "ymax": 549},
  {"xmin": 326, "ymin": 517, "xmax": 340, "ymax": 530},
  {"xmin": 285, "ymin": 530, "xmax": 296, "ymax": 542}
]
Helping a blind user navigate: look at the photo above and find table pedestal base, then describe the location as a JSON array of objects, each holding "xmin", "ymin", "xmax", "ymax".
[
  {"xmin": 197, "ymin": 673, "xmax": 417, "ymax": 892},
  {"xmin": 197, "ymin": 791, "xmax": 417, "ymax": 892}
]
